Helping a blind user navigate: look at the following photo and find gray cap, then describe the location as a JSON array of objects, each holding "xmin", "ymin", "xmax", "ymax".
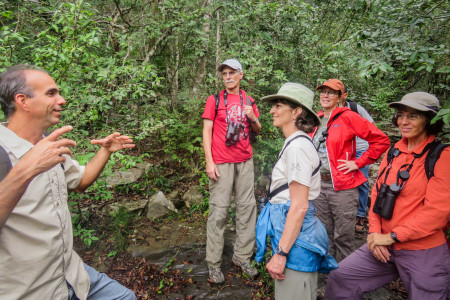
[
  {"xmin": 388, "ymin": 92, "xmax": 440, "ymax": 114},
  {"xmin": 218, "ymin": 59, "xmax": 242, "ymax": 72},
  {"xmin": 261, "ymin": 82, "xmax": 320, "ymax": 126}
]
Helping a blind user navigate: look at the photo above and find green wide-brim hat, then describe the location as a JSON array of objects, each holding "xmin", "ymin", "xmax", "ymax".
[{"xmin": 261, "ymin": 82, "xmax": 320, "ymax": 126}]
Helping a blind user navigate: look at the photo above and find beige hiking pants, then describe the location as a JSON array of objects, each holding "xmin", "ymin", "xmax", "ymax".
[
  {"xmin": 275, "ymin": 268, "xmax": 318, "ymax": 300},
  {"xmin": 205, "ymin": 158, "xmax": 257, "ymax": 268}
]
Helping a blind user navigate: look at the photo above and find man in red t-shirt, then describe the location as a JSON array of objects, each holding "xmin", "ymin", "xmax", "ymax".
[{"xmin": 202, "ymin": 59, "xmax": 261, "ymax": 284}]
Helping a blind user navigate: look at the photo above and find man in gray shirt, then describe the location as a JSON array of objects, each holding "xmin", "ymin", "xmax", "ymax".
[{"xmin": 0, "ymin": 65, "xmax": 136, "ymax": 300}]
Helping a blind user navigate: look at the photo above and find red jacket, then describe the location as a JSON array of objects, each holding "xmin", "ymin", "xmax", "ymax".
[{"xmin": 311, "ymin": 107, "xmax": 389, "ymax": 191}]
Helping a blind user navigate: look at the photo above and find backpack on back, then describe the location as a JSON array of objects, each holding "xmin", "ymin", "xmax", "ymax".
[
  {"xmin": 347, "ymin": 100, "xmax": 358, "ymax": 114},
  {"xmin": 385, "ymin": 140, "xmax": 448, "ymax": 180}
]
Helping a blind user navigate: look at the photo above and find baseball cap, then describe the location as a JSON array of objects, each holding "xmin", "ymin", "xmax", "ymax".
[
  {"xmin": 316, "ymin": 79, "xmax": 345, "ymax": 95},
  {"xmin": 218, "ymin": 59, "xmax": 242, "ymax": 72}
]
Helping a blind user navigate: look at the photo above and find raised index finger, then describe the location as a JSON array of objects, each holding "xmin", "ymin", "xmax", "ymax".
[
  {"xmin": 54, "ymin": 138, "xmax": 77, "ymax": 148},
  {"xmin": 44, "ymin": 126, "xmax": 73, "ymax": 141}
]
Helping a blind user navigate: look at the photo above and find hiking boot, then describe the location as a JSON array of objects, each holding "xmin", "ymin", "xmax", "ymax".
[
  {"xmin": 208, "ymin": 267, "xmax": 225, "ymax": 284},
  {"xmin": 232, "ymin": 256, "xmax": 258, "ymax": 278},
  {"xmin": 355, "ymin": 216, "xmax": 365, "ymax": 233}
]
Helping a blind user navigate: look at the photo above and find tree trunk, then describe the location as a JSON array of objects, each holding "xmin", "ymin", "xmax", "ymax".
[
  {"xmin": 167, "ymin": 35, "xmax": 180, "ymax": 109},
  {"xmin": 215, "ymin": 9, "xmax": 221, "ymax": 90},
  {"xmin": 191, "ymin": 0, "xmax": 211, "ymax": 97}
]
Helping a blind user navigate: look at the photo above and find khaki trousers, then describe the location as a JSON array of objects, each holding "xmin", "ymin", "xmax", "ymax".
[
  {"xmin": 315, "ymin": 180, "xmax": 359, "ymax": 262},
  {"xmin": 205, "ymin": 158, "xmax": 257, "ymax": 268},
  {"xmin": 275, "ymin": 268, "xmax": 318, "ymax": 300}
]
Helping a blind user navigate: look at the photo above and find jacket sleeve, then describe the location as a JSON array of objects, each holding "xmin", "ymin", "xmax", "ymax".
[
  {"xmin": 343, "ymin": 113, "xmax": 390, "ymax": 169},
  {"xmin": 393, "ymin": 148, "xmax": 450, "ymax": 242}
]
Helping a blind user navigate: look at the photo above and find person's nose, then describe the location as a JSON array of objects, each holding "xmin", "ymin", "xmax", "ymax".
[
  {"xmin": 397, "ymin": 115, "xmax": 410, "ymax": 125},
  {"xmin": 57, "ymin": 95, "xmax": 66, "ymax": 106},
  {"xmin": 270, "ymin": 106, "xmax": 276, "ymax": 114}
]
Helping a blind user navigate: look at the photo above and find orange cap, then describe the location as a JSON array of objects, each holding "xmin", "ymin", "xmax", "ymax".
[{"xmin": 316, "ymin": 79, "xmax": 345, "ymax": 95}]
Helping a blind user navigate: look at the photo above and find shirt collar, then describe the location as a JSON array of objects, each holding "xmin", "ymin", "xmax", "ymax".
[
  {"xmin": 396, "ymin": 134, "xmax": 436, "ymax": 155},
  {"xmin": 284, "ymin": 130, "xmax": 311, "ymax": 145},
  {"xmin": 0, "ymin": 123, "xmax": 34, "ymax": 159}
]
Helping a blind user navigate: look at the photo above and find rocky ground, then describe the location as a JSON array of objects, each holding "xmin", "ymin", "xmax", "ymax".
[
  {"xmin": 75, "ymin": 206, "xmax": 408, "ymax": 299},
  {"xmin": 73, "ymin": 127, "xmax": 411, "ymax": 299}
]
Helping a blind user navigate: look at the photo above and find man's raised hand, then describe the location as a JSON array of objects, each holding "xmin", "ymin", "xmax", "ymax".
[
  {"xmin": 90, "ymin": 132, "xmax": 135, "ymax": 153},
  {"xmin": 25, "ymin": 125, "xmax": 76, "ymax": 175}
]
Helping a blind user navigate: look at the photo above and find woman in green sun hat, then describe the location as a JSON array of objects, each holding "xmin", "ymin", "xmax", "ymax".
[{"xmin": 255, "ymin": 82, "xmax": 337, "ymax": 300}]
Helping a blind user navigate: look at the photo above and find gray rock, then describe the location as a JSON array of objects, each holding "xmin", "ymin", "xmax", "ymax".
[
  {"xmin": 128, "ymin": 244, "xmax": 171, "ymax": 260},
  {"xmin": 108, "ymin": 199, "xmax": 148, "ymax": 215},
  {"xmin": 166, "ymin": 190, "xmax": 184, "ymax": 209},
  {"xmin": 102, "ymin": 162, "xmax": 152, "ymax": 187},
  {"xmin": 135, "ymin": 162, "xmax": 153, "ymax": 173},
  {"xmin": 147, "ymin": 191, "xmax": 178, "ymax": 219},
  {"xmin": 182, "ymin": 187, "xmax": 204, "ymax": 208},
  {"xmin": 179, "ymin": 171, "xmax": 198, "ymax": 183}
]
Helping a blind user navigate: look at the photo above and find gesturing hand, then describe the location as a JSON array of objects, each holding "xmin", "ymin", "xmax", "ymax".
[
  {"xmin": 26, "ymin": 125, "xmax": 76, "ymax": 175},
  {"xmin": 90, "ymin": 132, "xmax": 135, "ymax": 153}
]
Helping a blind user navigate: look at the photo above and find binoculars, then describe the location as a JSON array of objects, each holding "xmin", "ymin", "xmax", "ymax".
[
  {"xmin": 225, "ymin": 121, "xmax": 243, "ymax": 146},
  {"xmin": 372, "ymin": 182, "xmax": 401, "ymax": 220}
]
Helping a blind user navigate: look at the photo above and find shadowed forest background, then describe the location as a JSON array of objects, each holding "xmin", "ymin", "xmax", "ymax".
[{"xmin": 0, "ymin": 0, "xmax": 449, "ymax": 298}]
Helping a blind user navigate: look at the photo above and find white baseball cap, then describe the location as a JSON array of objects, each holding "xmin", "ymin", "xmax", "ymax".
[{"xmin": 218, "ymin": 59, "xmax": 242, "ymax": 72}]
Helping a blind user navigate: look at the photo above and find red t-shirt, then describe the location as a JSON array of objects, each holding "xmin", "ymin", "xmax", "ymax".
[{"xmin": 202, "ymin": 89, "xmax": 260, "ymax": 164}]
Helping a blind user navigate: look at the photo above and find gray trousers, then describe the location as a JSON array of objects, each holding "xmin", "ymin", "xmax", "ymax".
[
  {"xmin": 325, "ymin": 243, "xmax": 450, "ymax": 300},
  {"xmin": 205, "ymin": 158, "xmax": 257, "ymax": 268},
  {"xmin": 314, "ymin": 180, "xmax": 358, "ymax": 262},
  {"xmin": 275, "ymin": 268, "xmax": 318, "ymax": 300}
]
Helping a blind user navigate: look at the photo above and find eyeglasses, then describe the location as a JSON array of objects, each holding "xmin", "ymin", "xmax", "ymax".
[
  {"xmin": 319, "ymin": 90, "xmax": 338, "ymax": 96},
  {"xmin": 222, "ymin": 71, "xmax": 238, "ymax": 77},
  {"xmin": 396, "ymin": 112, "xmax": 423, "ymax": 120}
]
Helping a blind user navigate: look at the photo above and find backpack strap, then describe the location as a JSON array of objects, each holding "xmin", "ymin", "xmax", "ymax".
[
  {"xmin": 349, "ymin": 101, "xmax": 358, "ymax": 114},
  {"xmin": 0, "ymin": 145, "xmax": 12, "ymax": 182},
  {"xmin": 425, "ymin": 141, "xmax": 448, "ymax": 180},
  {"xmin": 246, "ymin": 96, "xmax": 255, "ymax": 106},
  {"xmin": 214, "ymin": 93, "xmax": 220, "ymax": 119},
  {"xmin": 268, "ymin": 135, "xmax": 321, "ymax": 198},
  {"xmin": 386, "ymin": 145, "xmax": 399, "ymax": 164}
]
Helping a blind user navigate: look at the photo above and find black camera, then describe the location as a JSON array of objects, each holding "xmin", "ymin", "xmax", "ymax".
[
  {"xmin": 318, "ymin": 130, "xmax": 328, "ymax": 144},
  {"xmin": 225, "ymin": 121, "xmax": 242, "ymax": 146},
  {"xmin": 372, "ymin": 183, "xmax": 401, "ymax": 220}
]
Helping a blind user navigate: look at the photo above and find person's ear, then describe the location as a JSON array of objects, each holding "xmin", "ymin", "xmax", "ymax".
[
  {"xmin": 293, "ymin": 107, "xmax": 303, "ymax": 119},
  {"xmin": 14, "ymin": 93, "xmax": 30, "ymax": 111}
]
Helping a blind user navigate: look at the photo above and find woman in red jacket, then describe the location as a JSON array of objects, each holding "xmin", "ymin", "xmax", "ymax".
[
  {"xmin": 325, "ymin": 92, "xmax": 450, "ymax": 299},
  {"xmin": 311, "ymin": 79, "xmax": 389, "ymax": 262}
]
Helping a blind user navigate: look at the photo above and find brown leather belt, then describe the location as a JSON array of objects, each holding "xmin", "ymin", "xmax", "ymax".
[{"xmin": 321, "ymin": 173, "xmax": 332, "ymax": 181}]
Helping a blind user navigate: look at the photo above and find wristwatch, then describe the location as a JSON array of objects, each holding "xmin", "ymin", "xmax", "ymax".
[
  {"xmin": 275, "ymin": 245, "xmax": 288, "ymax": 257},
  {"xmin": 390, "ymin": 232, "xmax": 399, "ymax": 242},
  {"xmin": 251, "ymin": 118, "xmax": 258, "ymax": 123}
]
